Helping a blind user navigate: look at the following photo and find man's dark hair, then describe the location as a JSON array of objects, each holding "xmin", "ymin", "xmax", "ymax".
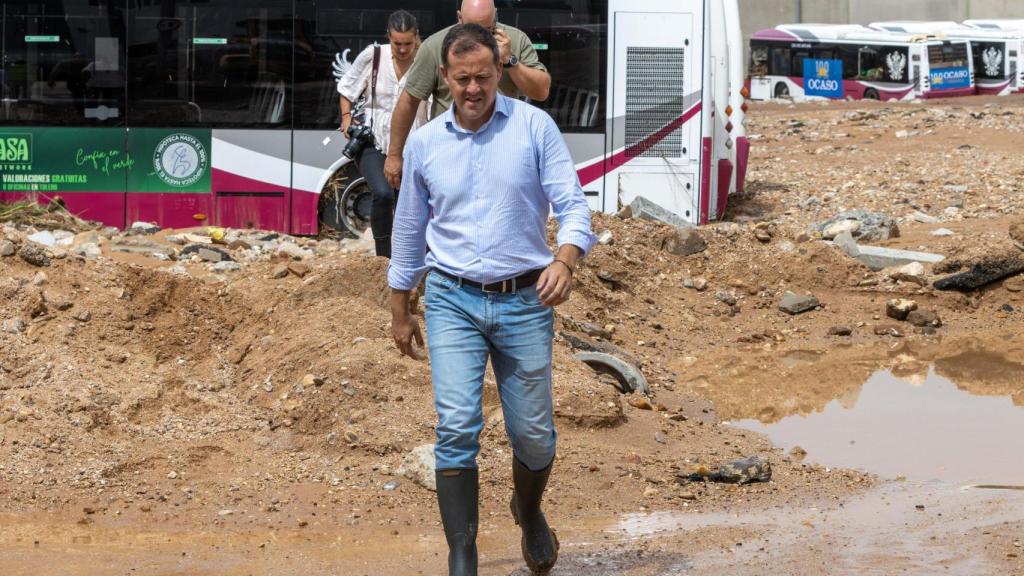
[{"xmin": 441, "ymin": 23, "xmax": 500, "ymax": 68}]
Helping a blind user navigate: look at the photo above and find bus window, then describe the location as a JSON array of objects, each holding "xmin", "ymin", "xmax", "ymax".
[
  {"xmin": 791, "ymin": 50, "xmax": 810, "ymax": 78},
  {"xmin": 2, "ymin": 3, "xmax": 125, "ymax": 126},
  {"xmin": 750, "ymin": 44, "xmax": 769, "ymax": 76},
  {"xmin": 502, "ymin": 1, "xmax": 607, "ymax": 133},
  {"xmin": 293, "ymin": 1, "xmax": 442, "ymax": 130},
  {"xmin": 972, "ymin": 41, "xmax": 1007, "ymax": 79},
  {"xmin": 127, "ymin": 0, "xmax": 294, "ymax": 128},
  {"xmin": 770, "ymin": 46, "xmax": 791, "ymax": 76}
]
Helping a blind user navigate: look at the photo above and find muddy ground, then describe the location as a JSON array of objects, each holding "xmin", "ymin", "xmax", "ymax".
[{"xmin": 2, "ymin": 95, "xmax": 1023, "ymax": 575}]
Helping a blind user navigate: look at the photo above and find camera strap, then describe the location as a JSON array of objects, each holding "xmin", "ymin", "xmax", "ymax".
[{"xmin": 369, "ymin": 44, "xmax": 381, "ymax": 129}]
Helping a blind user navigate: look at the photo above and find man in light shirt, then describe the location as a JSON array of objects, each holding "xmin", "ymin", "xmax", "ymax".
[{"xmin": 387, "ymin": 24, "xmax": 594, "ymax": 576}]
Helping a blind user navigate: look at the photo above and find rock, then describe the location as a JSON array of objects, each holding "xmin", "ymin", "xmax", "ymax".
[
  {"xmin": 661, "ymin": 227, "xmax": 707, "ymax": 257},
  {"xmin": 73, "ymin": 310, "xmax": 92, "ymax": 322},
  {"xmin": 943, "ymin": 207, "xmax": 960, "ymax": 219},
  {"xmin": 302, "ymin": 374, "xmax": 325, "ymax": 387},
  {"xmin": 629, "ymin": 195, "xmax": 694, "ymax": 231},
  {"xmin": 855, "ymin": 246, "xmax": 944, "ymax": 272},
  {"xmin": 906, "ymin": 309, "xmax": 942, "ymax": 328},
  {"xmin": 832, "ymin": 231, "xmax": 860, "ymax": 257},
  {"xmin": 873, "ymin": 324, "xmax": 905, "ymax": 337},
  {"xmin": 789, "ymin": 446, "xmax": 808, "ymax": 462},
  {"xmin": 628, "ymin": 396, "xmax": 654, "ymax": 410},
  {"xmin": 752, "ymin": 223, "xmax": 773, "ymax": 243},
  {"xmin": 828, "ymin": 326, "xmax": 853, "ymax": 337},
  {"xmin": 886, "ymin": 299, "xmax": 918, "ymax": 321},
  {"xmin": 812, "ymin": 210, "xmax": 900, "ymax": 242},
  {"xmin": 596, "ymin": 269, "xmax": 626, "ymax": 290},
  {"xmin": 597, "ymin": 230, "xmax": 614, "ymax": 245},
  {"xmin": 271, "ymin": 265, "xmax": 289, "ymax": 279},
  {"xmin": 1005, "ymin": 277, "xmax": 1024, "ymax": 293},
  {"xmin": 715, "ymin": 291, "xmax": 737, "ymax": 306},
  {"xmin": 2, "ymin": 318, "xmax": 26, "ymax": 335},
  {"xmin": 277, "ymin": 243, "xmax": 313, "ymax": 260},
  {"xmin": 0, "ymin": 240, "xmax": 16, "ymax": 257},
  {"xmin": 778, "ymin": 291, "xmax": 819, "ymax": 315},
  {"xmin": 932, "ymin": 228, "xmax": 956, "ymax": 237},
  {"xmin": 27, "ymin": 231, "xmax": 57, "ymax": 247},
  {"xmin": 198, "ymin": 247, "xmax": 229, "ymax": 263},
  {"xmin": 167, "ymin": 471, "xmax": 179, "ymax": 480},
  {"xmin": 213, "ymin": 261, "xmax": 241, "ymax": 273},
  {"xmin": 911, "ymin": 211, "xmax": 939, "ymax": 224},
  {"xmin": 683, "ymin": 277, "xmax": 708, "ymax": 291},
  {"xmin": 129, "ymin": 222, "xmax": 161, "ymax": 235},
  {"xmin": 823, "ymin": 219, "xmax": 861, "ymax": 240},
  {"xmin": 397, "ymin": 444, "xmax": 437, "ymax": 492},
  {"xmin": 112, "ymin": 240, "xmax": 177, "ymax": 260},
  {"xmin": 574, "ymin": 351, "xmax": 650, "ymax": 395},
  {"xmin": 889, "ymin": 262, "xmax": 927, "ymax": 286},
  {"xmin": 18, "ymin": 244, "xmax": 51, "ymax": 267},
  {"xmin": 31, "ymin": 271, "xmax": 48, "ymax": 286},
  {"xmin": 72, "ymin": 243, "xmax": 102, "ymax": 259},
  {"xmin": 685, "ymin": 456, "xmax": 772, "ymax": 485},
  {"xmin": 287, "ymin": 262, "xmax": 311, "ymax": 278},
  {"xmin": 383, "ymin": 481, "xmax": 401, "ymax": 491}
]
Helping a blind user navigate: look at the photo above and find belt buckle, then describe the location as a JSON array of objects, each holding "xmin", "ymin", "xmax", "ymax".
[{"xmin": 482, "ymin": 278, "xmax": 515, "ymax": 294}]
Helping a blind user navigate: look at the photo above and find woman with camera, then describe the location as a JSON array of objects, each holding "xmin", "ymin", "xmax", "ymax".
[{"xmin": 338, "ymin": 10, "xmax": 427, "ymax": 258}]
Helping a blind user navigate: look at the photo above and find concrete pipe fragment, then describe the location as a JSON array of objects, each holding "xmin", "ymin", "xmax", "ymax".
[{"xmin": 574, "ymin": 351, "xmax": 650, "ymax": 396}]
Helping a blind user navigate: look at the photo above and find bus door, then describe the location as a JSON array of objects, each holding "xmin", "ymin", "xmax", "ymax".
[
  {"xmin": 607, "ymin": 0, "xmax": 704, "ymax": 224},
  {"xmin": 1, "ymin": 3, "xmax": 127, "ymax": 228},
  {"xmin": 125, "ymin": 0, "xmax": 293, "ymax": 231}
]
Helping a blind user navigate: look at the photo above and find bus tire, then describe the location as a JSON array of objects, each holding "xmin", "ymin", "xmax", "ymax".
[
  {"xmin": 319, "ymin": 163, "xmax": 372, "ymax": 238},
  {"xmin": 864, "ymin": 88, "xmax": 880, "ymax": 100},
  {"xmin": 774, "ymin": 82, "xmax": 790, "ymax": 99}
]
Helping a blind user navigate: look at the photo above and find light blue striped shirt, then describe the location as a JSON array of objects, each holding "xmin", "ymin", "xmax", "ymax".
[{"xmin": 387, "ymin": 94, "xmax": 596, "ymax": 291}]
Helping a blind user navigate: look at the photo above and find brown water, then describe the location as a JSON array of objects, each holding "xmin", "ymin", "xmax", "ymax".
[{"xmin": 732, "ymin": 367, "xmax": 1024, "ymax": 484}]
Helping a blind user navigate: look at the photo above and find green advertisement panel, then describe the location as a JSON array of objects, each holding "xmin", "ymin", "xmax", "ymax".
[
  {"xmin": 0, "ymin": 127, "xmax": 212, "ymax": 194},
  {"xmin": 0, "ymin": 128, "xmax": 128, "ymax": 193},
  {"xmin": 127, "ymin": 128, "xmax": 211, "ymax": 194}
]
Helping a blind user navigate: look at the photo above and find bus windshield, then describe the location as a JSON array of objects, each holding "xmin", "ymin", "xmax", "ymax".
[{"xmin": 929, "ymin": 42, "xmax": 970, "ymax": 69}]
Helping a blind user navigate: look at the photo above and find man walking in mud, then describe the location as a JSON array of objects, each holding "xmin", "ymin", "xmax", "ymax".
[{"xmin": 387, "ymin": 24, "xmax": 595, "ymax": 576}]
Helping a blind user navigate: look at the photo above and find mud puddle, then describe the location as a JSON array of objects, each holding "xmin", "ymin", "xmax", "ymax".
[{"xmin": 730, "ymin": 364, "xmax": 1024, "ymax": 484}]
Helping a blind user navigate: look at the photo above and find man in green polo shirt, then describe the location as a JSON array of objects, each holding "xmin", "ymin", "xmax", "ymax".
[{"xmin": 383, "ymin": 0, "xmax": 550, "ymax": 188}]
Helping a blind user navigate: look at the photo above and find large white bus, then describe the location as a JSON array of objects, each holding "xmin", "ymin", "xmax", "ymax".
[
  {"xmin": 0, "ymin": 0, "xmax": 747, "ymax": 235},
  {"xmin": 871, "ymin": 21, "xmax": 1024, "ymax": 95},
  {"xmin": 748, "ymin": 24, "xmax": 975, "ymax": 102}
]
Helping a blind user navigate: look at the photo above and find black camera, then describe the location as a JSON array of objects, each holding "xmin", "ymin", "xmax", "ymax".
[{"xmin": 342, "ymin": 103, "xmax": 375, "ymax": 160}]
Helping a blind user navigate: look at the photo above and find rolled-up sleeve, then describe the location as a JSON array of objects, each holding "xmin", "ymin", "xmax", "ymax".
[
  {"xmin": 536, "ymin": 115, "xmax": 596, "ymax": 257},
  {"xmin": 337, "ymin": 45, "xmax": 372, "ymax": 102},
  {"xmin": 387, "ymin": 137, "xmax": 431, "ymax": 290}
]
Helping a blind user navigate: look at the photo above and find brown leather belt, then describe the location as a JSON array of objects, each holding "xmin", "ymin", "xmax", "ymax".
[{"xmin": 434, "ymin": 268, "xmax": 543, "ymax": 294}]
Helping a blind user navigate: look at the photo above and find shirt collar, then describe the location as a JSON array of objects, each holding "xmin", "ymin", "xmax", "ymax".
[{"xmin": 445, "ymin": 94, "xmax": 511, "ymax": 134}]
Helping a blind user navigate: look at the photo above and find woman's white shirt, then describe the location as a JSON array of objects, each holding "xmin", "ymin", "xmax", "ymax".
[{"xmin": 337, "ymin": 43, "xmax": 428, "ymax": 155}]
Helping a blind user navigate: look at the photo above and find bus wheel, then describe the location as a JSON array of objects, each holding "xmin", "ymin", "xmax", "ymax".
[
  {"xmin": 864, "ymin": 88, "xmax": 880, "ymax": 100},
  {"xmin": 319, "ymin": 164, "xmax": 372, "ymax": 238},
  {"xmin": 774, "ymin": 82, "xmax": 790, "ymax": 99}
]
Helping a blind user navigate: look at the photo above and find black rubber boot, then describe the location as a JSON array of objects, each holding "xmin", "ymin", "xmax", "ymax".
[
  {"xmin": 373, "ymin": 234, "xmax": 391, "ymax": 258},
  {"xmin": 436, "ymin": 468, "xmax": 479, "ymax": 576},
  {"xmin": 510, "ymin": 458, "xmax": 559, "ymax": 574}
]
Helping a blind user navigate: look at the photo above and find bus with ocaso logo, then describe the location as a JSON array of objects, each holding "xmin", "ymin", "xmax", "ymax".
[
  {"xmin": 748, "ymin": 24, "xmax": 975, "ymax": 102},
  {"xmin": 0, "ymin": 0, "xmax": 748, "ymax": 235},
  {"xmin": 870, "ymin": 21, "xmax": 1024, "ymax": 95}
]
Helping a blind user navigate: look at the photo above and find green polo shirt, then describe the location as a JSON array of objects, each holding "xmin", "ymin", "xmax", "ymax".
[{"xmin": 403, "ymin": 24, "xmax": 547, "ymax": 118}]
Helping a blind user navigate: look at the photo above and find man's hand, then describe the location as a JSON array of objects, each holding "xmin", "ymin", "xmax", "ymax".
[
  {"xmin": 494, "ymin": 28, "xmax": 513, "ymax": 65},
  {"xmin": 340, "ymin": 117, "xmax": 351, "ymax": 140},
  {"xmin": 384, "ymin": 154, "xmax": 403, "ymax": 189},
  {"xmin": 390, "ymin": 290, "xmax": 423, "ymax": 359},
  {"xmin": 536, "ymin": 260, "xmax": 573, "ymax": 307}
]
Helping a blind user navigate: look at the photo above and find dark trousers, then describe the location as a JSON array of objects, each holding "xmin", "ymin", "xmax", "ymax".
[{"xmin": 355, "ymin": 145, "xmax": 397, "ymax": 258}]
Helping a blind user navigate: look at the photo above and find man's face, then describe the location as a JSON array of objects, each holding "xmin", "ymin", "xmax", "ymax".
[{"xmin": 441, "ymin": 45, "xmax": 500, "ymax": 125}]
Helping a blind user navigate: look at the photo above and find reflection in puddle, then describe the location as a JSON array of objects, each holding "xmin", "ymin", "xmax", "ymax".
[{"xmin": 732, "ymin": 369, "xmax": 1024, "ymax": 484}]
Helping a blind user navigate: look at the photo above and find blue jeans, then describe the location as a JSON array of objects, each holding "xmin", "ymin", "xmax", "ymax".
[{"xmin": 424, "ymin": 271, "xmax": 556, "ymax": 472}]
